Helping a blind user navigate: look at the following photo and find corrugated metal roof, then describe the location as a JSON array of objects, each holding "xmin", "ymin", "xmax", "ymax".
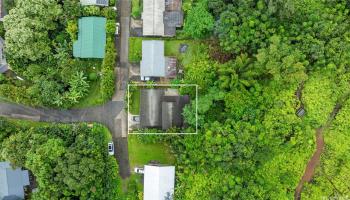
[
  {"xmin": 140, "ymin": 89, "xmax": 164, "ymax": 128},
  {"xmin": 143, "ymin": 165, "xmax": 175, "ymax": 200},
  {"xmin": 0, "ymin": 162, "xmax": 29, "ymax": 199},
  {"xmin": 73, "ymin": 17, "xmax": 107, "ymax": 58},
  {"xmin": 140, "ymin": 40, "xmax": 166, "ymax": 78},
  {"xmin": 142, "ymin": 0, "xmax": 165, "ymax": 36},
  {"xmin": 0, "ymin": 64, "xmax": 8, "ymax": 74},
  {"xmin": 80, "ymin": 0, "xmax": 109, "ymax": 6}
]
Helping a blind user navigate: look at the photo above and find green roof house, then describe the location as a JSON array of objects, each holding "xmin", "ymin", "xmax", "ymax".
[{"xmin": 73, "ymin": 17, "xmax": 107, "ymax": 58}]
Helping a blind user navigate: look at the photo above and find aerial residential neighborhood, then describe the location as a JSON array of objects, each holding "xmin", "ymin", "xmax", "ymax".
[{"xmin": 0, "ymin": 0, "xmax": 350, "ymax": 200}]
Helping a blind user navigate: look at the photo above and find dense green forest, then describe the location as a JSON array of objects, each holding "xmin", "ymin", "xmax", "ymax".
[
  {"xmin": 1, "ymin": 0, "xmax": 350, "ymax": 199},
  {"xmin": 0, "ymin": 0, "xmax": 117, "ymax": 108},
  {"xmin": 0, "ymin": 118, "xmax": 121, "ymax": 199},
  {"xmin": 163, "ymin": 0, "xmax": 350, "ymax": 199}
]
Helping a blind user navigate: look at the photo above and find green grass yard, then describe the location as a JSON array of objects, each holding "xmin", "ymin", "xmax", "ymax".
[
  {"xmin": 73, "ymin": 79, "xmax": 102, "ymax": 108},
  {"xmin": 128, "ymin": 37, "xmax": 142, "ymax": 62},
  {"xmin": 71, "ymin": 59, "xmax": 108, "ymax": 109},
  {"xmin": 128, "ymin": 136, "xmax": 175, "ymax": 170},
  {"xmin": 129, "ymin": 87, "xmax": 141, "ymax": 115},
  {"xmin": 128, "ymin": 37, "xmax": 202, "ymax": 63},
  {"xmin": 131, "ymin": 0, "xmax": 141, "ymax": 19}
]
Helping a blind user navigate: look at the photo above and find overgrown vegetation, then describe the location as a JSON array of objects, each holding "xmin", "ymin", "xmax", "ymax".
[
  {"xmin": 154, "ymin": 0, "xmax": 350, "ymax": 199},
  {"xmin": 128, "ymin": 86, "xmax": 141, "ymax": 115},
  {"xmin": 128, "ymin": 136, "xmax": 175, "ymax": 169},
  {"xmin": 0, "ymin": 0, "xmax": 117, "ymax": 108},
  {"xmin": 128, "ymin": 37, "xmax": 200, "ymax": 62},
  {"xmin": 131, "ymin": 0, "xmax": 141, "ymax": 19},
  {"xmin": 0, "ymin": 118, "xmax": 122, "ymax": 200}
]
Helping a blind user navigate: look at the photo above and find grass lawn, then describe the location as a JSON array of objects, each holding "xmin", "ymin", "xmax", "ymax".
[
  {"xmin": 129, "ymin": 37, "xmax": 142, "ymax": 62},
  {"xmin": 72, "ymin": 79, "xmax": 102, "ymax": 109},
  {"xmin": 71, "ymin": 59, "xmax": 106, "ymax": 108},
  {"xmin": 129, "ymin": 87, "xmax": 140, "ymax": 115},
  {"xmin": 128, "ymin": 37, "xmax": 202, "ymax": 63},
  {"xmin": 128, "ymin": 136, "xmax": 175, "ymax": 170},
  {"xmin": 131, "ymin": 0, "xmax": 141, "ymax": 19},
  {"xmin": 121, "ymin": 174, "xmax": 143, "ymax": 197}
]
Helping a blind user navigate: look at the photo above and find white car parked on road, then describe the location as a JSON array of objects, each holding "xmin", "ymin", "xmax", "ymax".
[
  {"xmin": 115, "ymin": 23, "xmax": 120, "ymax": 35},
  {"xmin": 108, "ymin": 142, "xmax": 114, "ymax": 155},
  {"xmin": 134, "ymin": 167, "xmax": 144, "ymax": 174}
]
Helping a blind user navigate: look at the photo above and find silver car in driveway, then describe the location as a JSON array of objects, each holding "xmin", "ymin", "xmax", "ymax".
[
  {"xmin": 108, "ymin": 142, "xmax": 114, "ymax": 155},
  {"xmin": 132, "ymin": 115, "xmax": 140, "ymax": 122}
]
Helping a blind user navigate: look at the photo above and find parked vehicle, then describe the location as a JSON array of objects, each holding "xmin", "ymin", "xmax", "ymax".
[
  {"xmin": 115, "ymin": 23, "xmax": 120, "ymax": 35},
  {"xmin": 134, "ymin": 167, "xmax": 144, "ymax": 174},
  {"xmin": 132, "ymin": 116, "xmax": 140, "ymax": 122},
  {"xmin": 108, "ymin": 142, "xmax": 114, "ymax": 155}
]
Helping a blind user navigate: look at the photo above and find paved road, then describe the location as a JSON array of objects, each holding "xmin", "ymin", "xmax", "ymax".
[
  {"xmin": 0, "ymin": 0, "xmax": 133, "ymax": 179},
  {"xmin": 0, "ymin": 101, "xmax": 123, "ymax": 129},
  {"xmin": 111, "ymin": 0, "xmax": 132, "ymax": 179}
]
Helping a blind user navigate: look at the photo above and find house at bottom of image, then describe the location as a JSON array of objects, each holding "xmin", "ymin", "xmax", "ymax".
[
  {"xmin": 0, "ymin": 161, "xmax": 30, "ymax": 200},
  {"xmin": 140, "ymin": 165, "xmax": 175, "ymax": 200},
  {"xmin": 139, "ymin": 88, "xmax": 190, "ymax": 131},
  {"xmin": 140, "ymin": 40, "xmax": 177, "ymax": 81}
]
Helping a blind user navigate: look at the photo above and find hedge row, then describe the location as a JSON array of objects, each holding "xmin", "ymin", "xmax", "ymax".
[{"xmin": 100, "ymin": 37, "xmax": 116, "ymax": 102}]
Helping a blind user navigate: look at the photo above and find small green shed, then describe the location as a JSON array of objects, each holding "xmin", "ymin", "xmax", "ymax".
[{"xmin": 73, "ymin": 17, "xmax": 107, "ymax": 58}]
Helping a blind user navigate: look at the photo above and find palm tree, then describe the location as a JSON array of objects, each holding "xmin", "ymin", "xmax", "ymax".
[{"xmin": 218, "ymin": 54, "xmax": 257, "ymax": 91}]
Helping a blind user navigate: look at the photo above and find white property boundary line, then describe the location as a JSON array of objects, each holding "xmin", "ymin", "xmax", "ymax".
[{"xmin": 127, "ymin": 84, "xmax": 198, "ymax": 135}]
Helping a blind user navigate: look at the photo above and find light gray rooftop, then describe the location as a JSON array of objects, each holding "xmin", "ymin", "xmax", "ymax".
[
  {"xmin": 0, "ymin": 162, "xmax": 30, "ymax": 200},
  {"xmin": 140, "ymin": 40, "xmax": 166, "ymax": 78},
  {"xmin": 140, "ymin": 89, "xmax": 164, "ymax": 128},
  {"xmin": 142, "ymin": 0, "xmax": 165, "ymax": 36},
  {"xmin": 80, "ymin": 0, "xmax": 109, "ymax": 6},
  {"xmin": 143, "ymin": 165, "xmax": 175, "ymax": 200}
]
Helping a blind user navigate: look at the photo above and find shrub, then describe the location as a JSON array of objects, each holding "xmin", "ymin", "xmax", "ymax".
[
  {"xmin": 109, "ymin": 0, "xmax": 117, "ymax": 6},
  {"xmin": 88, "ymin": 72, "xmax": 98, "ymax": 81},
  {"xmin": 99, "ymin": 37, "xmax": 116, "ymax": 102},
  {"xmin": 0, "ymin": 22, "xmax": 5, "ymax": 38},
  {"xmin": 106, "ymin": 20, "xmax": 116, "ymax": 35},
  {"xmin": 183, "ymin": 2, "xmax": 214, "ymax": 39},
  {"xmin": 102, "ymin": 7, "xmax": 117, "ymax": 19},
  {"xmin": 83, "ymin": 6, "xmax": 101, "ymax": 16},
  {"xmin": 4, "ymin": 0, "xmax": 16, "ymax": 12},
  {"xmin": 66, "ymin": 20, "xmax": 78, "ymax": 41}
]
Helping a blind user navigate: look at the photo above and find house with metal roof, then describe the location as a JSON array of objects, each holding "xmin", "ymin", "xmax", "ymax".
[
  {"xmin": 142, "ymin": 0, "xmax": 183, "ymax": 37},
  {"xmin": 0, "ymin": 0, "xmax": 7, "ymax": 21},
  {"xmin": 80, "ymin": 0, "xmax": 109, "ymax": 6},
  {"xmin": 143, "ymin": 165, "xmax": 175, "ymax": 200},
  {"xmin": 140, "ymin": 88, "xmax": 190, "ymax": 130},
  {"xmin": 73, "ymin": 17, "xmax": 107, "ymax": 58},
  {"xmin": 0, "ymin": 37, "xmax": 9, "ymax": 74},
  {"xmin": 141, "ymin": 40, "xmax": 166, "ymax": 79},
  {"xmin": 140, "ymin": 40, "xmax": 177, "ymax": 80},
  {"xmin": 0, "ymin": 162, "xmax": 30, "ymax": 200}
]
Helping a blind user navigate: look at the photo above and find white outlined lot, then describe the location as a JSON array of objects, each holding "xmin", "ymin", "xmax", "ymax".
[{"xmin": 127, "ymin": 84, "xmax": 198, "ymax": 135}]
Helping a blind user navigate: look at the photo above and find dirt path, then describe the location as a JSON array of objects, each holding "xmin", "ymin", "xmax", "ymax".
[
  {"xmin": 294, "ymin": 127, "xmax": 324, "ymax": 199},
  {"xmin": 294, "ymin": 104, "xmax": 342, "ymax": 200}
]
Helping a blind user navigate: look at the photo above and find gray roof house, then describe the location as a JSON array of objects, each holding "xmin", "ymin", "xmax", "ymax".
[
  {"xmin": 0, "ymin": 37, "xmax": 9, "ymax": 74},
  {"xmin": 142, "ymin": 0, "xmax": 183, "ymax": 37},
  {"xmin": 80, "ymin": 0, "xmax": 109, "ymax": 6},
  {"xmin": 140, "ymin": 89, "xmax": 190, "ymax": 130},
  {"xmin": 140, "ymin": 40, "xmax": 177, "ymax": 80},
  {"xmin": 0, "ymin": 0, "xmax": 7, "ymax": 21},
  {"xmin": 0, "ymin": 162, "xmax": 30, "ymax": 200},
  {"xmin": 143, "ymin": 165, "xmax": 175, "ymax": 200}
]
